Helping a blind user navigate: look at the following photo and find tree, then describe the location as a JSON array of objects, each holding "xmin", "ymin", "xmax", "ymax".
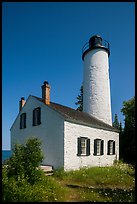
[
  {"xmin": 121, "ymin": 96, "xmax": 135, "ymax": 130},
  {"xmin": 75, "ymin": 85, "xmax": 83, "ymax": 111},
  {"xmin": 120, "ymin": 96, "xmax": 135, "ymax": 163},
  {"xmin": 119, "ymin": 121, "xmax": 123, "ymax": 133},
  {"xmin": 6, "ymin": 137, "xmax": 44, "ymax": 184},
  {"xmin": 113, "ymin": 114, "xmax": 120, "ymax": 129},
  {"xmin": 119, "ymin": 121, "xmax": 124, "ymax": 160}
]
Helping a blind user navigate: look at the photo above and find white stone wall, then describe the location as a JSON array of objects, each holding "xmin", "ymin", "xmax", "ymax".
[
  {"xmin": 11, "ymin": 96, "xmax": 119, "ymax": 171},
  {"xmin": 64, "ymin": 121, "xmax": 119, "ymax": 171},
  {"xmin": 11, "ymin": 96, "xmax": 64, "ymax": 169},
  {"xmin": 83, "ymin": 48, "xmax": 112, "ymax": 125}
]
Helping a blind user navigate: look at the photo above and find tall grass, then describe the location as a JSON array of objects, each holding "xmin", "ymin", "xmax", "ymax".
[
  {"xmin": 53, "ymin": 161, "xmax": 135, "ymax": 202},
  {"xmin": 2, "ymin": 166, "xmax": 67, "ymax": 202},
  {"xmin": 54, "ymin": 161, "xmax": 135, "ymax": 189},
  {"xmin": 3, "ymin": 160, "xmax": 135, "ymax": 202}
]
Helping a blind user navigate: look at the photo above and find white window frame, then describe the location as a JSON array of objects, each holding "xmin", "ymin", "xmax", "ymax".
[
  {"xmin": 77, "ymin": 137, "xmax": 90, "ymax": 156},
  {"xmin": 108, "ymin": 140, "xmax": 115, "ymax": 155},
  {"xmin": 96, "ymin": 139, "xmax": 101, "ymax": 156},
  {"xmin": 81, "ymin": 138, "xmax": 87, "ymax": 155},
  {"xmin": 94, "ymin": 139, "xmax": 104, "ymax": 156},
  {"xmin": 109, "ymin": 141, "xmax": 113, "ymax": 155}
]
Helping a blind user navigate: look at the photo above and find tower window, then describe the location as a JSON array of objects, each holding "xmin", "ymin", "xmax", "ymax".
[
  {"xmin": 107, "ymin": 140, "xmax": 115, "ymax": 155},
  {"xmin": 20, "ymin": 113, "xmax": 26, "ymax": 129},
  {"xmin": 33, "ymin": 107, "xmax": 41, "ymax": 126},
  {"xmin": 77, "ymin": 137, "xmax": 90, "ymax": 156},
  {"xmin": 94, "ymin": 139, "xmax": 104, "ymax": 156}
]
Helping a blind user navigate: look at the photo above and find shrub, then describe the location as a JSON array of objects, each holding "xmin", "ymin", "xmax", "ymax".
[
  {"xmin": 2, "ymin": 137, "xmax": 67, "ymax": 202},
  {"xmin": 2, "ymin": 166, "xmax": 66, "ymax": 202},
  {"xmin": 6, "ymin": 137, "xmax": 44, "ymax": 184}
]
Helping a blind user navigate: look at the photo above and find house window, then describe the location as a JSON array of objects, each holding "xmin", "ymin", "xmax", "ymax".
[
  {"xmin": 33, "ymin": 107, "xmax": 41, "ymax": 126},
  {"xmin": 77, "ymin": 137, "xmax": 90, "ymax": 156},
  {"xmin": 107, "ymin": 140, "xmax": 115, "ymax": 155},
  {"xmin": 94, "ymin": 139, "xmax": 104, "ymax": 156},
  {"xmin": 20, "ymin": 113, "xmax": 26, "ymax": 129},
  {"xmin": 81, "ymin": 137, "xmax": 87, "ymax": 155}
]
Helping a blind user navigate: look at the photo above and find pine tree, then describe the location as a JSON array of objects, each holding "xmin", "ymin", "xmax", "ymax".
[
  {"xmin": 121, "ymin": 96, "xmax": 135, "ymax": 164},
  {"xmin": 119, "ymin": 121, "xmax": 124, "ymax": 160},
  {"xmin": 119, "ymin": 121, "xmax": 123, "ymax": 132},
  {"xmin": 75, "ymin": 85, "xmax": 83, "ymax": 111},
  {"xmin": 112, "ymin": 114, "xmax": 120, "ymax": 129}
]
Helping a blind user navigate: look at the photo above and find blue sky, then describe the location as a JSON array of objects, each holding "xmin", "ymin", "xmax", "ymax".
[{"xmin": 2, "ymin": 2, "xmax": 135, "ymax": 150}]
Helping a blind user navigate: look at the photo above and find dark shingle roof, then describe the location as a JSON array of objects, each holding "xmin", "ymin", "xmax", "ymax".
[{"xmin": 32, "ymin": 95, "xmax": 119, "ymax": 132}]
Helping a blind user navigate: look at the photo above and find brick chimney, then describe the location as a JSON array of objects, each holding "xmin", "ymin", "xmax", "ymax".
[
  {"xmin": 41, "ymin": 81, "xmax": 50, "ymax": 105},
  {"xmin": 19, "ymin": 97, "xmax": 26, "ymax": 112}
]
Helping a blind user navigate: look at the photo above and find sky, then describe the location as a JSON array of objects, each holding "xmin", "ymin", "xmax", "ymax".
[{"xmin": 2, "ymin": 2, "xmax": 135, "ymax": 150}]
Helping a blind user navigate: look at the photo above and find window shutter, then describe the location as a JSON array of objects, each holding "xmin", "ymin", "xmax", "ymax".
[
  {"xmin": 86, "ymin": 139, "xmax": 90, "ymax": 156},
  {"xmin": 77, "ymin": 138, "xmax": 81, "ymax": 156},
  {"xmin": 113, "ymin": 141, "xmax": 115, "ymax": 155},
  {"xmin": 101, "ymin": 140, "xmax": 104, "ymax": 155},
  {"xmin": 33, "ymin": 109, "xmax": 35, "ymax": 126},
  {"xmin": 108, "ymin": 140, "xmax": 110, "ymax": 155},
  {"xmin": 94, "ymin": 139, "xmax": 97, "ymax": 155},
  {"xmin": 20, "ymin": 115, "xmax": 22, "ymax": 129},
  {"xmin": 24, "ymin": 113, "xmax": 26, "ymax": 128},
  {"xmin": 38, "ymin": 107, "xmax": 41, "ymax": 124}
]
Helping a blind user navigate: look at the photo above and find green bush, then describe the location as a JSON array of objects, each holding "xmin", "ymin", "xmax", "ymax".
[
  {"xmin": 2, "ymin": 166, "xmax": 66, "ymax": 202},
  {"xmin": 6, "ymin": 137, "xmax": 44, "ymax": 184},
  {"xmin": 2, "ymin": 137, "xmax": 67, "ymax": 202}
]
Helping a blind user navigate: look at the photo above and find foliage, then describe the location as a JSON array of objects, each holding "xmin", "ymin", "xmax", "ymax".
[
  {"xmin": 112, "ymin": 114, "xmax": 120, "ymax": 129},
  {"xmin": 112, "ymin": 114, "xmax": 124, "ymax": 161},
  {"xmin": 120, "ymin": 96, "xmax": 135, "ymax": 163},
  {"xmin": 119, "ymin": 121, "xmax": 123, "ymax": 132},
  {"xmin": 54, "ymin": 162, "xmax": 135, "ymax": 189},
  {"xmin": 2, "ymin": 137, "xmax": 67, "ymax": 202},
  {"xmin": 121, "ymin": 96, "xmax": 135, "ymax": 129},
  {"xmin": 53, "ymin": 161, "xmax": 135, "ymax": 202},
  {"xmin": 3, "ymin": 158, "xmax": 135, "ymax": 202},
  {"xmin": 79, "ymin": 187, "xmax": 134, "ymax": 202},
  {"xmin": 75, "ymin": 85, "xmax": 83, "ymax": 111},
  {"xmin": 2, "ymin": 166, "xmax": 66, "ymax": 202},
  {"xmin": 5, "ymin": 137, "xmax": 44, "ymax": 185}
]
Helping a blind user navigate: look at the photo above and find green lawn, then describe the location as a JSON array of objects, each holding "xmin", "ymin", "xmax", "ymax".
[
  {"xmin": 52, "ymin": 161, "xmax": 135, "ymax": 202},
  {"xmin": 2, "ymin": 160, "xmax": 135, "ymax": 202}
]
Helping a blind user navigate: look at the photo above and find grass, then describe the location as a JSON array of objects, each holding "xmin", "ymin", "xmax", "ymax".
[
  {"xmin": 2, "ymin": 160, "xmax": 135, "ymax": 202},
  {"xmin": 52, "ymin": 160, "xmax": 135, "ymax": 202},
  {"xmin": 2, "ymin": 166, "xmax": 67, "ymax": 202}
]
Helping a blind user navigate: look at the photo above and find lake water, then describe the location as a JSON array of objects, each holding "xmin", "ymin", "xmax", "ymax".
[{"xmin": 2, "ymin": 150, "xmax": 12, "ymax": 163}]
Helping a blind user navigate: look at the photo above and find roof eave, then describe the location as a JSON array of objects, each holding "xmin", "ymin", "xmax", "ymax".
[{"xmin": 65, "ymin": 118, "xmax": 119, "ymax": 133}]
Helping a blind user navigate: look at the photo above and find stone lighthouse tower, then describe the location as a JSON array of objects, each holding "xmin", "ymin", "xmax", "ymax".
[{"xmin": 82, "ymin": 35, "xmax": 112, "ymax": 126}]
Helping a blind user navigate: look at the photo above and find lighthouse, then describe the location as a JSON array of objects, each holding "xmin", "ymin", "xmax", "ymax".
[{"xmin": 82, "ymin": 35, "xmax": 112, "ymax": 126}]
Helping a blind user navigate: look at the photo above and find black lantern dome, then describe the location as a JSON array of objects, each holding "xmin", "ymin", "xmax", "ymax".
[{"xmin": 82, "ymin": 35, "xmax": 110, "ymax": 60}]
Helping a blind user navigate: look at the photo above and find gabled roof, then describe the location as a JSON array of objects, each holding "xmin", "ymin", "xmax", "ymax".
[{"xmin": 32, "ymin": 95, "xmax": 119, "ymax": 133}]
